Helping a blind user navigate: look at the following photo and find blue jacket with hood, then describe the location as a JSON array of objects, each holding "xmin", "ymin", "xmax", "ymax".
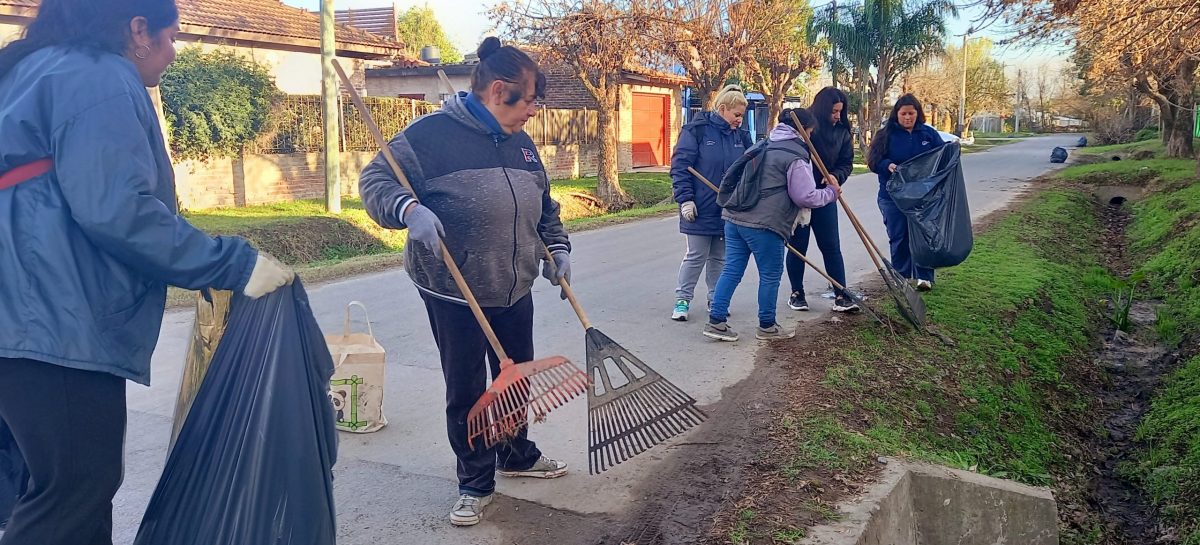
[
  {"xmin": 871, "ymin": 121, "xmax": 946, "ymax": 199},
  {"xmin": 0, "ymin": 47, "xmax": 257, "ymax": 385},
  {"xmin": 669, "ymin": 111, "xmax": 753, "ymax": 237}
]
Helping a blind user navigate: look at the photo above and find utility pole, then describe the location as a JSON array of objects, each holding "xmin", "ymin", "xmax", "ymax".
[
  {"xmin": 321, "ymin": 0, "xmax": 341, "ymax": 213},
  {"xmin": 830, "ymin": 0, "xmax": 839, "ymax": 89},
  {"xmin": 956, "ymin": 29, "xmax": 969, "ymax": 137},
  {"xmin": 1014, "ymin": 69, "xmax": 1022, "ymax": 134}
]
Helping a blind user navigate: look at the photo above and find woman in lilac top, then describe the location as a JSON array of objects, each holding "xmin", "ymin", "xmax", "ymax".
[{"xmin": 704, "ymin": 108, "xmax": 841, "ymax": 342}]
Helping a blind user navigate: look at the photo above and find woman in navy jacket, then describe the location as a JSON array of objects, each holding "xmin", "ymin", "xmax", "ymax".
[
  {"xmin": 668, "ymin": 84, "xmax": 752, "ymax": 321},
  {"xmin": 866, "ymin": 94, "xmax": 945, "ymax": 290}
]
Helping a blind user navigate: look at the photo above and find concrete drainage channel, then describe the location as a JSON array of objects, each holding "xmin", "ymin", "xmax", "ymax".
[{"xmin": 803, "ymin": 459, "xmax": 1060, "ymax": 545}]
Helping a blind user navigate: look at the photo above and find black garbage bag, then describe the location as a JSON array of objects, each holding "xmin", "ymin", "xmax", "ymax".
[
  {"xmin": 0, "ymin": 418, "xmax": 27, "ymax": 528},
  {"xmin": 886, "ymin": 142, "xmax": 973, "ymax": 269},
  {"xmin": 1077, "ymin": 136, "xmax": 1088, "ymax": 147},
  {"xmin": 1051, "ymin": 147, "xmax": 1069, "ymax": 163},
  {"xmin": 135, "ymin": 280, "xmax": 338, "ymax": 545}
]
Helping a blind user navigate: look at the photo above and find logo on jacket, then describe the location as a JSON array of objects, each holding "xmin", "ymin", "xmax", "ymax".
[
  {"xmin": 705, "ymin": 140, "xmax": 717, "ymax": 146},
  {"xmin": 521, "ymin": 148, "xmax": 538, "ymax": 163},
  {"xmin": 922, "ymin": 140, "xmax": 931, "ymax": 146}
]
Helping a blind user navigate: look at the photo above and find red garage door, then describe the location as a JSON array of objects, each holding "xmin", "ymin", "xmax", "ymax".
[{"xmin": 631, "ymin": 93, "xmax": 669, "ymax": 167}]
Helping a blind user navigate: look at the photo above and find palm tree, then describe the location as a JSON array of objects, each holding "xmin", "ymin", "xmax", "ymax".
[{"xmin": 819, "ymin": 0, "xmax": 954, "ymax": 148}]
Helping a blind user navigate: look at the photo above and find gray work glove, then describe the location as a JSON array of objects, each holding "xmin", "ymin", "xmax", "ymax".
[
  {"xmin": 680, "ymin": 201, "xmax": 697, "ymax": 222},
  {"xmin": 541, "ymin": 250, "xmax": 571, "ymax": 300},
  {"xmin": 403, "ymin": 203, "xmax": 445, "ymax": 253}
]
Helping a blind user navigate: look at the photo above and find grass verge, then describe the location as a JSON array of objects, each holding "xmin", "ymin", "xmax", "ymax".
[
  {"xmin": 1052, "ymin": 145, "xmax": 1200, "ymax": 543},
  {"xmin": 734, "ymin": 187, "xmax": 1115, "ymax": 544},
  {"xmin": 1115, "ymin": 155, "xmax": 1200, "ymax": 544}
]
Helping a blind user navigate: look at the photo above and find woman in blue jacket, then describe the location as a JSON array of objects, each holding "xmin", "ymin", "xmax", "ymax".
[
  {"xmin": 668, "ymin": 84, "xmax": 752, "ymax": 321},
  {"xmin": 0, "ymin": 1, "xmax": 293, "ymax": 543},
  {"xmin": 866, "ymin": 94, "xmax": 945, "ymax": 291}
]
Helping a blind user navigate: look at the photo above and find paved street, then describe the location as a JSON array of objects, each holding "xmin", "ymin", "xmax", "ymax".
[{"xmin": 100, "ymin": 135, "xmax": 1078, "ymax": 544}]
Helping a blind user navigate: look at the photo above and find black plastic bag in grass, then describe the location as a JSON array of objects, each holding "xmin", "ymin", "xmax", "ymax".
[
  {"xmin": 887, "ymin": 142, "xmax": 974, "ymax": 269},
  {"xmin": 135, "ymin": 280, "xmax": 338, "ymax": 545},
  {"xmin": 0, "ymin": 418, "xmax": 27, "ymax": 528}
]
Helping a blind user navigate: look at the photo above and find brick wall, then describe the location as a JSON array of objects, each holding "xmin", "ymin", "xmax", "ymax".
[
  {"xmin": 542, "ymin": 64, "xmax": 600, "ymax": 110},
  {"xmin": 174, "ymin": 152, "xmax": 375, "ymax": 210},
  {"xmin": 173, "ymin": 146, "xmax": 599, "ymax": 210}
]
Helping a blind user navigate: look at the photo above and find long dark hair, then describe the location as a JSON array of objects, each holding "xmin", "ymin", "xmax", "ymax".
[
  {"xmin": 809, "ymin": 86, "xmax": 851, "ymax": 132},
  {"xmin": 866, "ymin": 94, "xmax": 927, "ymax": 171},
  {"xmin": 0, "ymin": 0, "xmax": 179, "ymax": 81},
  {"xmin": 471, "ymin": 37, "xmax": 546, "ymax": 105}
]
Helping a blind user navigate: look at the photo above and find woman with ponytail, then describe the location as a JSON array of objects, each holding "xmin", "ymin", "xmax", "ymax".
[
  {"xmin": 668, "ymin": 84, "xmax": 752, "ymax": 321},
  {"xmin": 359, "ymin": 37, "xmax": 571, "ymax": 527},
  {"xmin": 703, "ymin": 108, "xmax": 841, "ymax": 343},
  {"xmin": 0, "ymin": 1, "xmax": 293, "ymax": 543}
]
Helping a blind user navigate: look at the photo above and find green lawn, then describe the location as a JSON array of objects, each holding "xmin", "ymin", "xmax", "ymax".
[{"xmin": 183, "ymin": 173, "xmax": 675, "ymax": 267}]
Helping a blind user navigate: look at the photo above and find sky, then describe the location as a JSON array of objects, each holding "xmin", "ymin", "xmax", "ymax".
[{"xmin": 284, "ymin": 0, "xmax": 1070, "ymax": 75}]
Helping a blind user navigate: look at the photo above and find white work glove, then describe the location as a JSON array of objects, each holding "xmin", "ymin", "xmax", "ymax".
[
  {"xmin": 680, "ymin": 201, "xmax": 698, "ymax": 222},
  {"xmin": 792, "ymin": 208, "xmax": 812, "ymax": 232},
  {"xmin": 243, "ymin": 252, "xmax": 294, "ymax": 299}
]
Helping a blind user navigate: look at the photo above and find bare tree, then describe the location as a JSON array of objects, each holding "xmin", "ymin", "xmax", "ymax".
[
  {"xmin": 660, "ymin": 0, "xmax": 786, "ymax": 108},
  {"xmin": 492, "ymin": 0, "xmax": 660, "ymax": 209},
  {"xmin": 746, "ymin": 1, "xmax": 824, "ymax": 127},
  {"xmin": 1035, "ymin": 64, "xmax": 1051, "ymax": 131}
]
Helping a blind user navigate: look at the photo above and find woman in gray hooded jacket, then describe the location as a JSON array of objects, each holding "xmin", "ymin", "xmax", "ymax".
[{"xmin": 704, "ymin": 108, "xmax": 841, "ymax": 342}]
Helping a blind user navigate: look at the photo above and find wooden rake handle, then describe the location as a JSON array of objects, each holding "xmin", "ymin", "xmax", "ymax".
[
  {"xmin": 332, "ymin": 60, "xmax": 510, "ymax": 362},
  {"xmin": 542, "ymin": 247, "xmax": 593, "ymax": 331},
  {"xmin": 432, "ymin": 69, "xmax": 597, "ymax": 337},
  {"xmin": 786, "ymin": 111, "xmax": 888, "ymax": 272},
  {"xmin": 685, "ymin": 166, "xmax": 855, "ymax": 295}
]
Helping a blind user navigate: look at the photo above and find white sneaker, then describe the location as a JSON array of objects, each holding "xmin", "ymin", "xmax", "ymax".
[
  {"xmin": 497, "ymin": 455, "xmax": 568, "ymax": 479},
  {"xmin": 671, "ymin": 299, "xmax": 690, "ymax": 321},
  {"xmin": 450, "ymin": 493, "xmax": 493, "ymax": 526},
  {"xmin": 916, "ymin": 279, "xmax": 933, "ymax": 291}
]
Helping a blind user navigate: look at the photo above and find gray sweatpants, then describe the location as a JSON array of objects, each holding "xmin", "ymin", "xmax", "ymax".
[{"xmin": 674, "ymin": 234, "xmax": 726, "ymax": 303}]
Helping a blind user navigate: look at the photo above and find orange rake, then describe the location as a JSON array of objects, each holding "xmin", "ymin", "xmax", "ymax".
[{"xmin": 332, "ymin": 60, "xmax": 589, "ymax": 449}]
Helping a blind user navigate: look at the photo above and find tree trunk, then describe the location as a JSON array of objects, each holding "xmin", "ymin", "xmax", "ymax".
[
  {"xmin": 1165, "ymin": 63, "xmax": 1197, "ymax": 159},
  {"xmin": 767, "ymin": 97, "xmax": 783, "ymax": 129},
  {"xmin": 595, "ymin": 84, "xmax": 634, "ymax": 210},
  {"xmin": 1166, "ymin": 101, "xmax": 1194, "ymax": 158}
]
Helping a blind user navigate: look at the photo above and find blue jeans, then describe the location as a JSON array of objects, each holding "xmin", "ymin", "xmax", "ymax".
[
  {"xmin": 787, "ymin": 201, "xmax": 848, "ymax": 296},
  {"xmin": 878, "ymin": 196, "xmax": 935, "ymax": 282},
  {"xmin": 709, "ymin": 222, "xmax": 786, "ymax": 328}
]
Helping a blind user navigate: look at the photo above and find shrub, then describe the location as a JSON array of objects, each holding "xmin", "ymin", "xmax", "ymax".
[{"xmin": 161, "ymin": 47, "xmax": 280, "ymax": 161}]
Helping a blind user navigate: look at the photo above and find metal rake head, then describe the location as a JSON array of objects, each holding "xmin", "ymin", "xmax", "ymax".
[
  {"xmin": 466, "ymin": 356, "xmax": 589, "ymax": 450},
  {"xmin": 585, "ymin": 328, "xmax": 707, "ymax": 474},
  {"xmin": 879, "ymin": 260, "xmax": 928, "ymax": 329}
]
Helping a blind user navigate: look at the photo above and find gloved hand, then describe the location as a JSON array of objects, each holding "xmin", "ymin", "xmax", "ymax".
[
  {"xmin": 541, "ymin": 250, "xmax": 571, "ymax": 300},
  {"xmin": 243, "ymin": 252, "xmax": 294, "ymax": 299},
  {"xmin": 680, "ymin": 201, "xmax": 697, "ymax": 222},
  {"xmin": 403, "ymin": 203, "xmax": 445, "ymax": 253}
]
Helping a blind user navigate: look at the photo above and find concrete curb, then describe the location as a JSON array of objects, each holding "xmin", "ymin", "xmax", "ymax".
[{"xmin": 804, "ymin": 458, "xmax": 1059, "ymax": 545}]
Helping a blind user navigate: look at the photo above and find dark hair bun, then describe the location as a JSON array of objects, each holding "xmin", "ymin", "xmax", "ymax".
[{"xmin": 478, "ymin": 37, "xmax": 503, "ymax": 60}]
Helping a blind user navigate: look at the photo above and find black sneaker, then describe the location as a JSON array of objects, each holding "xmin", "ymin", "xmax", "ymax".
[
  {"xmin": 832, "ymin": 295, "xmax": 861, "ymax": 313},
  {"xmin": 788, "ymin": 291, "xmax": 809, "ymax": 311}
]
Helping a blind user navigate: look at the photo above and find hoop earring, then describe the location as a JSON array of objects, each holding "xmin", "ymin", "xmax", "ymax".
[{"xmin": 135, "ymin": 45, "xmax": 150, "ymax": 60}]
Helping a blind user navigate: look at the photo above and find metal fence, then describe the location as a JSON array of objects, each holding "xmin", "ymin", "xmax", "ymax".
[{"xmin": 248, "ymin": 95, "xmax": 598, "ymax": 154}]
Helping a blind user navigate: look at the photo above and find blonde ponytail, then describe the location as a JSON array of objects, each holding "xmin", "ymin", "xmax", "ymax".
[{"xmin": 712, "ymin": 84, "xmax": 748, "ymax": 112}]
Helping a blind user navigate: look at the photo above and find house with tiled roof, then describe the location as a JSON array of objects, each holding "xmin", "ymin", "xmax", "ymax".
[
  {"xmin": 0, "ymin": 0, "xmax": 423, "ymax": 94},
  {"xmin": 367, "ymin": 55, "xmax": 691, "ymax": 170}
]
